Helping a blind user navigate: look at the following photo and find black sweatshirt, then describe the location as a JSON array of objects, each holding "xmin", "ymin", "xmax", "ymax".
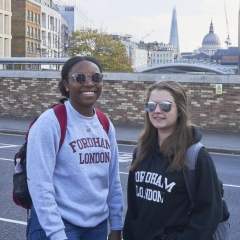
[{"xmin": 123, "ymin": 128, "xmax": 222, "ymax": 240}]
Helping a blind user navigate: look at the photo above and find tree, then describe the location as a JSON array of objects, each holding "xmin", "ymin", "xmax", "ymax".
[
  {"xmin": 41, "ymin": 29, "xmax": 73, "ymax": 58},
  {"xmin": 69, "ymin": 29, "xmax": 133, "ymax": 72}
]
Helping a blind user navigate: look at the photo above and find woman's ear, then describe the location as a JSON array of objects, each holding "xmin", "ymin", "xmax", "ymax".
[{"xmin": 63, "ymin": 80, "xmax": 69, "ymax": 92}]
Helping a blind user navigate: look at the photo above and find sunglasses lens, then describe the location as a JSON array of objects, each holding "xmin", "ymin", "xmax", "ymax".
[
  {"xmin": 91, "ymin": 73, "xmax": 103, "ymax": 84},
  {"xmin": 146, "ymin": 102, "xmax": 157, "ymax": 112},
  {"xmin": 159, "ymin": 101, "xmax": 171, "ymax": 112},
  {"xmin": 74, "ymin": 73, "xmax": 86, "ymax": 84}
]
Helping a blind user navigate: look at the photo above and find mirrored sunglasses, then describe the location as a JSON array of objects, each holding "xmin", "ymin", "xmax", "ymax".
[
  {"xmin": 146, "ymin": 101, "xmax": 173, "ymax": 113},
  {"xmin": 72, "ymin": 72, "xmax": 103, "ymax": 85}
]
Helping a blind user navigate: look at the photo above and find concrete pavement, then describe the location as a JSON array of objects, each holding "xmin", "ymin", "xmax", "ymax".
[{"xmin": 0, "ymin": 115, "xmax": 239, "ymax": 155}]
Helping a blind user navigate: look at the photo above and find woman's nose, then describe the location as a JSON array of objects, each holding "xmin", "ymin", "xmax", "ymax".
[
  {"xmin": 84, "ymin": 76, "xmax": 94, "ymax": 86},
  {"xmin": 154, "ymin": 103, "xmax": 162, "ymax": 113}
]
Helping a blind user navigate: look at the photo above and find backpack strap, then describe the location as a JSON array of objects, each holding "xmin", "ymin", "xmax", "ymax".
[
  {"xmin": 25, "ymin": 117, "xmax": 38, "ymax": 140},
  {"xmin": 53, "ymin": 104, "xmax": 67, "ymax": 149},
  {"xmin": 183, "ymin": 142, "xmax": 204, "ymax": 214},
  {"xmin": 95, "ymin": 109, "xmax": 109, "ymax": 134}
]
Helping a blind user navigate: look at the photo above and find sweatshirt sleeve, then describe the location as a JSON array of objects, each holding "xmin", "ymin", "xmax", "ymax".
[
  {"xmin": 165, "ymin": 148, "xmax": 222, "ymax": 240},
  {"xmin": 27, "ymin": 114, "xmax": 67, "ymax": 240},
  {"xmin": 107, "ymin": 122, "xmax": 124, "ymax": 230},
  {"xmin": 123, "ymin": 151, "xmax": 138, "ymax": 240}
]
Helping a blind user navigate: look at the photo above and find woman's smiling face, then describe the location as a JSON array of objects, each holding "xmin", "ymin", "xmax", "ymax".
[
  {"xmin": 148, "ymin": 89, "xmax": 178, "ymax": 135},
  {"xmin": 64, "ymin": 60, "xmax": 103, "ymax": 116}
]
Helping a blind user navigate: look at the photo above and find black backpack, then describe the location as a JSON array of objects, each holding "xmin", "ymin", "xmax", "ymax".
[{"xmin": 184, "ymin": 142, "xmax": 230, "ymax": 240}]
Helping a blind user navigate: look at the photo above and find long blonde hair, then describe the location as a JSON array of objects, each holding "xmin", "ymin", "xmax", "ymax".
[{"xmin": 130, "ymin": 80, "xmax": 194, "ymax": 172}]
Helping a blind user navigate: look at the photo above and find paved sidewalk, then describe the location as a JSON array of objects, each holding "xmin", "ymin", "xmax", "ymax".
[
  {"xmin": 0, "ymin": 116, "xmax": 239, "ymax": 155},
  {"xmin": 115, "ymin": 124, "xmax": 240, "ymax": 155}
]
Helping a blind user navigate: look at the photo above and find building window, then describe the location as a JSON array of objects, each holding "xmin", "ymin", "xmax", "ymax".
[
  {"xmin": 27, "ymin": 41, "xmax": 30, "ymax": 52},
  {"xmin": 38, "ymin": 14, "xmax": 40, "ymax": 24},
  {"xmin": 30, "ymin": 12, "xmax": 33, "ymax": 22},
  {"xmin": 31, "ymin": 42, "xmax": 33, "ymax": 53},
  {"xmin": 37, "ymin": 43, "xmax": 40, "ymax": 54},
  {"xmin": 27, "ymin": 26, "xmax": 30, "ymax": 37},
  {"xmin": 4, "ymin": 15, "xmax": 9, "ymax": 35},
  {"xmin": 27, "ymin": 10, "xmax": 30, "ymax": 21}
]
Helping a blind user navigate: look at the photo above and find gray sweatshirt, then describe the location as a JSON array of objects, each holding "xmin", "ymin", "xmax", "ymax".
[{"xmin": 27, "ymin": 101, "xmax": 123, "ymax": 240}]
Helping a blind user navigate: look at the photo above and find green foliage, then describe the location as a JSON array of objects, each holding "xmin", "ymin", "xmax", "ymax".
[{"xmin": 69, "ymin": 29, "xmax": 133, "ymax": 72}]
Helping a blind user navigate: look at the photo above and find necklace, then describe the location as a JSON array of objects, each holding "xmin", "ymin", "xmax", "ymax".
[
  {"xmin": 80, "ymin": 111, "xmax": 94, "ymax": 132},
  {"xmin": 86, "ymin": 125, "xmax": 91, "ymax": 132},
  {"xmin": 81, "ymin": 119, "xmax": 91, "ymax": 132}
]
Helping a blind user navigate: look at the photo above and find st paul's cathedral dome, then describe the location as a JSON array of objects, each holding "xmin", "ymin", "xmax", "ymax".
[{"xmin": 199, "ymin": 20, "xmax": 221, "ymax": 56}]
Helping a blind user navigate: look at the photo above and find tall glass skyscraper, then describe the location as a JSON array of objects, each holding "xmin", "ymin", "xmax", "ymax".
[{"xmin": 169, "ymin": 6, "xmax": 180, "ymax": 52}]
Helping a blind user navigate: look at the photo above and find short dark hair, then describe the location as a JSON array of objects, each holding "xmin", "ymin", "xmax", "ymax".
[{"xmin": 59, "ymin": 56, "xmax": 103, "ymax": 98}]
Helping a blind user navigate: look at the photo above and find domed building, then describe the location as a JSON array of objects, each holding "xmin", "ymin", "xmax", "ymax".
[{"xmin": 199, "ymin": 20, "xmax": 222, "ymax": 56}]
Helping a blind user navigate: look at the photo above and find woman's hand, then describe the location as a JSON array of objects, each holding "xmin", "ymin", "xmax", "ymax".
[{"xmin": 108, "ymin": 230, "xmax": 121, "ymax": 240}]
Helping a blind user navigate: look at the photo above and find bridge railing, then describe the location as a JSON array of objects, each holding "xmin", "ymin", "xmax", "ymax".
[{"xmin": 134, "ymin": 59, "xmax": 235, "ymax": 74}]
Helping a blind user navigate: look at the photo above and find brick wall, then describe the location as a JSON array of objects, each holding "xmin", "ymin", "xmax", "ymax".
[{"xmin": 0, "ymin": 71, "xmax": 240, "ymax": 132}]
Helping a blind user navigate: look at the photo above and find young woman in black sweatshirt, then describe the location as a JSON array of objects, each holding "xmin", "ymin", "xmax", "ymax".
[{"xmin": 123, "ymin": 80, "xmax": 222, "ymax": 240}]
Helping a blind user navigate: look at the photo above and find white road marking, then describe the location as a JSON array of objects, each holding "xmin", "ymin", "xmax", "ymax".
[
  {"xmin": 0, "ymin": 145, "xmax": 20, "ymax": 148},
  {"xmin": 211, "ymin": 152, "xmax": 240, "ymax": 157},
  {"xmin": 0, "ymin": 158, "xmax": 13, "ymax": 161},
  {"xmin": 224, "ymin": 184, "xmax": 240, "ymax": 188},
  {"xmin": 119, "ymin": 152, "xmax": 132, "ymax": 162},
  {"xmin": 0, "ymin": 217, "xmax": 27, "ymax": 225}
]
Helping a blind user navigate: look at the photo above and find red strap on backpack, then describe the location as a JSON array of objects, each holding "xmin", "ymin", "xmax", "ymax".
[
  {"xmin": 96, "ymin": 109, "xmax": 110, "ymax": 134},
  {"xmin": 53, "ymin": 104, "xmax": 67, "ymax": 148}
]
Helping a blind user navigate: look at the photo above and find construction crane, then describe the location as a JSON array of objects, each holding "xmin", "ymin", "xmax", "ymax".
[
  {"xmin": 139, "ymin": 30, "xmax": 154, "ymax": 42},
  {"xmin": 223, "ymin": 0, "xmax": 231, "ymax": 48}
]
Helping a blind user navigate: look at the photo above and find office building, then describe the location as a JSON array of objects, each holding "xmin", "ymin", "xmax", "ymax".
[{"xmin": 0, "ymin": 0, "xmax": 12, "ymax": 57}]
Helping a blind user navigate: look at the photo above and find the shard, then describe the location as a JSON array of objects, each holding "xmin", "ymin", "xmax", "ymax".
[{"xmin": 169, "ymin": 6, "xmax": 180, "ymax": 52}]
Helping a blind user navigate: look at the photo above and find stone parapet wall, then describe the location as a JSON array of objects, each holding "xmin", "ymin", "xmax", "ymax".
[{"xmin": 0, "ymin": 71, "xmax": 239, "ymax": 132}]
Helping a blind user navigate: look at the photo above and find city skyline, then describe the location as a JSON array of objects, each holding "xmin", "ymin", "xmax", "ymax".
[{"xmin": 80, "ymin": 0, "xmax": 239, "ymax": 52}]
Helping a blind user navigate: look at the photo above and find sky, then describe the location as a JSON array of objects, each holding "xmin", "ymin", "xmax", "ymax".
[{"xmin": 78, "ymin": 0, "xmax": 239, "ymax": 53}]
